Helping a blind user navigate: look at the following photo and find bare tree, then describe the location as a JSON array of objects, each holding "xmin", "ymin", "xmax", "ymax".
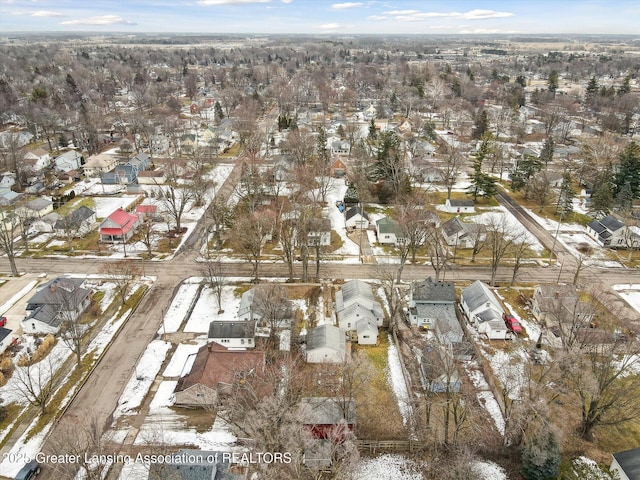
[
  {"xmin": 12, "ymin": 355, "xmax": 59, "ymax": 415},
  {"xmin": 485, "ymin": 214, "xmax": 519, "ymax": 286},
  {"xmin": 99, "ymin": 259, "xmax": 141, "ymax": 305},
  {"xmin": 232, "ymin": 210, "xmax": 274, "ymax": 282},
  {"xmin": 511, "ymin": 238, "xmax": 533, "ymax": 286},
  {"xmin": 202, "ymin": 257, "xmax": 228, "ymax": 314},
  {"xmin": 424, "ymin": 223, "xmax": 449, "ymax": 281},
  {"xmin": 0, "ymin": 207, "xmax": 20, "ymax": 276},
  {"xmin": 56, "ymin": 284, "xmax": 92, "ymax": 368},
  {"xmin": 156, "ymin": 182, "xmax": 195, "ymax": 232},
  {"xmin": 439, "ymin": 144, "xmax": 467, "ymax": 201},
  {"xmin": 251, "ymin": 284, "xmax": 292, "ymax": 352}
]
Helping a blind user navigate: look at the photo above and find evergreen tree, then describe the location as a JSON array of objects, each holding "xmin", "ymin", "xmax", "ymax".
[
  {"xmin": 614, "ymin": 141, "xmax": 640, "ymax": 198},
  {"xmin": 516, "ymin": 75, "xmax": 527, "ymax": 88},
  {"xmin": 510, "ymin": 154, "xmax": 543, "ymax": 199},
  {"xmin": 467, "ymin": 137, "xmax": 498, "ymax": 200},
  {"xmin": 214, "ymin": 101, "xmax": 224, "ymax": 123},
  {"xmin": 557, "ymin": 172, "xmax": 575, "ymax": 215},
  {"xmin": 368, "ymin": 118, "xmax": 377, "ymax": 140},
  {"xmin": 316, "ymin": 125, "xmax": 329, "ymax": 166},
  {"xmin": 548, "ymin": 70, "xmax": 559, "ymax": 94},
  {"xmin": 521, "ymin": 426, "xmax": 562, "ymax": 480},
  {"xmin": 614, "ymin": 182, "xmax": 635, "ymax": 215},
  {"xmin": 585, "ymin": 76, "xmax": 599, "ymax": 101},
  {"xmin": 539, "ymin": 136, "xmax": 554, "ymax": 166},
  {"xmin": 472, "ymin": 109, "xmax": 489, "ymax": 139},
  {"xmin": 590, "ymin": 172, "xmax": 615, "ymax": 218},
  {"xmin": 618, "ymin": 75, "xmax": 631, "ymax": 95}
]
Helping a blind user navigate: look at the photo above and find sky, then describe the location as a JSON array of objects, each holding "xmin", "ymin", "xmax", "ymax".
[{"xmin": 0, "ymin": 0, "xmax": 639, "ymax": 35}]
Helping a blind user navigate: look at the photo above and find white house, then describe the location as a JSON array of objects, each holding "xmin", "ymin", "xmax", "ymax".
[
  {"xmin": 207, "ymin": 321, "xmax": 255, "ymax": 349},
  {"xmin": 375, "ymin": 216, "xmax": 404, "ymax": 246},
  {"xmin": 335, "ymin": 280, "xmax": 384, "ymax": 329},
  {"xmin": 443, "ymin": 198, "xmax": 475, "ymax": 214},
  {"xmin": 441, "ymin": 217, "xmax": 487, "ymax": 248},
  {"xmin": 54, "ymin": 150, "xmax": 83, "ymax": 172},
  {"xmin": 460, "ymin": 280, "xmax": 508, "ymax": 340},
  {"xmin": 356, "ymin": 318, "xmax": 378, "ymax": 345},
  {"xmin": 305, "ymin": 325, "xmax": 347, "ymax": 364},
  {"xmin": 83, "ymin": 153, "xmax": 117, "ymax": 177},
  {"xmin": 587, "ymin": 215, "xmax": 640, "ymax": 249},
  {"xmin": 23, "ymin": 148, "xmax": 51, "ymax": 174},
  {"xmin": 345, "ymin": 206, "xmax": 369, "ymax": 230}
]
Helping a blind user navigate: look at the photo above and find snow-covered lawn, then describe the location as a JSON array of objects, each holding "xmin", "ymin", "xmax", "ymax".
[
  {"xmin": 325, "ymin": 180, "xmax": 360, "ymax": 257},
  {"xmin": 504, "ymin": 302, "xmax": 540, "ymax": 341},
  {"xmin": 386, "ymin": 334, "xmax": 413, "ymax": 431},
  {"xmin": 469, "ymin": 207, "xmax": 544, "ymax": 252},
  {"xmin": 113, "ymin": 340, "xmax": 171, "ymax": 419},
  {"xmin": 161, "ymin": 282, "xmax": 201, "ymax": 334},
  {"xmin": 92, "ymin": 195, "xmax": 140, "ymax": 219},
  {"xmin": 163, "ymin": 342, "xmax": 205, "ymax": 377},
  {"xmin": 355, "ymin": 454, "xmax": 423, "ymax": 480},
  {"xmin": 613, "ymin": 284, "xmax": 640, "ymax": 315},
  {"xmin": 184, "ymin": 285, "xmax": 242, "ymax": 333}
]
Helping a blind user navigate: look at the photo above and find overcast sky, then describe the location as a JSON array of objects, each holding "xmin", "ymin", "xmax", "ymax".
[{"xmin": 1, "ymin": 0, "xmax": 639, "ymax": 35}]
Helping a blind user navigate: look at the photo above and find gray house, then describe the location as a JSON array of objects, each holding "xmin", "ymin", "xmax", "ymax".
[
  {"xmin": 335, "ymin": 280, "xmax": 384, "ymax": 344},
  {"xmin": 305, "ymin": 325, "xmax": 347, "ymax": 364},
  {"xmin": 408, "ymin": 278, "xmax": 463, "ymax": 346},
  {"xmin": 21, "ymin": 277, "xmax": 91, "ymax": 335},
  {"xmin": 441, "ymin": 217, "xmax": 486, "ymax": 248},
  {"xmin": 54, "ymin": 206, "xmax": 96, "ymax": 238},
  {"xmin": 207, "ymin": 321, "xmax": 256, "ymax": 349}
]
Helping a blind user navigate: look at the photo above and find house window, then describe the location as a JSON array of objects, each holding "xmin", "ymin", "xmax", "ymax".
[
  {"xmin": 363, "ymin": 335, "xmax": 369, "ymax": 339},
  {"xmin": 248, "ymin": 339, "xmax": 253, "ymax": 344},
  {"xmin": 241, "ymin": 339, "xmax": 245, "ymax": 344}
]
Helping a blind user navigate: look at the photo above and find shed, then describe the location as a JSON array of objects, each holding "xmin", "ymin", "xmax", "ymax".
[
  {"xmin": 305, "ymin": 325, "xmax": 347, "ymax": 364},
  {"xmin": 300, "ymin": 397, "xmax": 356, "ymax": 440},
  {"xmin": 356, "ymin": 318, "xmax": 378, "ymax": 345}
]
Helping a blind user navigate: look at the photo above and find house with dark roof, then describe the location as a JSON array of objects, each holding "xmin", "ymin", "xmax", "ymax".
[
  {"xmin": 54, "ymin": 206, "xmax": 96, "ymax": 238},
  {"xmin": 208, "ymin": 321, "xmax": 256, "ymax": 349},
  {"xmin": 344, "ymin": 206, "xmax": 369, "ymax": 230},
  {"xmin": 99, "ymin": 208, "xmax": 139, "ymax": 243},
  {"xmin": 173, "ymin": 343, "xmax": 264, "ymax": 408},
  {"xmin": 305, "ymin": 325, "xmax": 347, "ymax": 363},
  {"xmin": 443, "ymin": 198, "xmax": 475, "ymax": 213},
  {"xmin": 610, "ymin": 447, "xmax": 640, "ymax": 480},
  {"xmin": 148, "ymin": 449, "xmax": 247, "ymax": 480},
  {"xmin": 587, "ymin": 214, "xmax": 640, "ymax": 249},
  {"xmin": 408, "ymin": 277, "xmax": 463, "ymax": 345},
  {"xmin": 441, "ymin": 217, "xmax": 487, "ymax": 248},
  {"xmin": 460, "ymin": 280, "xmax": 509, "ymax": 340},
  {"xmin": 0, "ymin": 327, "xmax": 15, "ymax": 355},
  {"xmin": 21, "ymin": 277, "xmax": 91, "ymax": 334},
  {"xmin": 532, "ymin": 284, "xmax": 595, "ymax": 328}
]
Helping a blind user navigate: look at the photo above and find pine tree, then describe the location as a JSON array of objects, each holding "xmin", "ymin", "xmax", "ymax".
[
  {"xmin": 585, "ymin": 76, "xmax": 599, "ymax": 101},
  {"xmin": 557, "ymin": 172, "xmax": 575, "ymax": 215},
  {"xmin": 614, "ymin": 141, "xmax": 640, "ymax": 199},
  {"xmin": 467, "ymin": 137, "xmax": 497, "ymax": 200},
  {"xmin": 472, "ymin": 109, "xmax": 489, "ymax": 139},
  {"xmin": 590, "ymin": 173, "xmax": 614, "ymax": 218},
  {"xmin": 539, "ymin": 136, "xmax": 554, "ymax": 166},
  {"xmin": 511, "ymin": 154, "xmax": 542, "ymax": 199},
  {"xmin": 548, "ymin": 70, "xmax": 559, "ymax": 94},
  {"xmin": 521, "ymin": 426, "xmax": 562, "ymax": 480}
]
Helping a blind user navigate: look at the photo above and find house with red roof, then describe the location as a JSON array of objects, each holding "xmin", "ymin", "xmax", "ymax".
[{"xmin": 99, "ymin": 208, "xmax": 139, "ymax": 243}]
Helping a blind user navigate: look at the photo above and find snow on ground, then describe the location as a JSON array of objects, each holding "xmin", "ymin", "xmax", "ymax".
[
  {"xmin": 504, "ymin": 302, "xmax": 540, "ymax": 341},
  {"xmin": 468, "ymin": 207, "xmax": 544, "ymax": 252},
  {"xmin": 183, "ymin": 285, "xmax": 241, "ymax": 333},
  {"xmin": 0, "ymin": 419, "xmax": 54, "ymax": 478},
  {"xmin": 0, "ymin": 279, "xmax": 38, "ymax": 316},
  {"xmin": 325, "ymin": 180, "xmax": 360, "ymax": 257},
  {"xmin": 486, "ymin": 348, "xmax": 527, "ymax": 401},
  {"xmin": 464, "ymin": 362, "xmax": 506, "ymax": 436},
  {"xmin": 473, "ymin": 460, "xmax": 508, "ymax": 480},
  {"xmin": 386, "ymin": 334, "xmax": 413, "ymax": 431},
  {"xmin": 570, "ymin": 456, "xmax": 611, "ymax": 479},
  {"xmin": 135, "ymin": 381, "xmax": 237, "ymax": 449},
  {"xmin": 613, "ymin": 284, "xmax": 640, "ymax": 314},
  {"xmin": 161, "ymin": 282, "xmax": 201, "ymax": 334},
  {"xmin": 92, "ymin": 195, "xmax": 140, "ymax": 219},
  {"xmin": 113, "ymin": 340, "xmax": 171, "ymax": 419},
  {"xmin": 163, "ymin": 341, "xmax": 206, "ymax": 377},
  {"xmin": 355, "ymin": 454, "xmax": 423, "ymax": 480}
]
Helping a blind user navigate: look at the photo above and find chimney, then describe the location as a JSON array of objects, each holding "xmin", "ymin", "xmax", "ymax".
[{"xmin": 49, "ymin": 283, "xmax": 56, "ymax": 292}]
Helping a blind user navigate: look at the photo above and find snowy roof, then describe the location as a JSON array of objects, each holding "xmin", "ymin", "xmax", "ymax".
[{"xmin": 306, "ymin": 325, "xmax": 346, "ymax": 354}]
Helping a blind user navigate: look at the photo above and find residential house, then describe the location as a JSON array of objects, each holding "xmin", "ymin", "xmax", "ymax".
[
  {"xmin": 300, "ymin": 397, "xmax": 356, "ymax": 440},
  {"xmin": 99, "ymin": 208, "xmax": 139, "ymax": 243},
  {"xmin": 531, "ymin": 284, "xmax": 595, "ymax": 327},
  {"xmin": 305, "ymin": 325, "xmax": 347, "ymax": 364},
  {"xmin": 0, "ymin": 327, "xmax": 15, "ymax": 356},
  {"xmin": 54, "ymin": 206, "xmax": 96, "ymax": 238},
  {"xmin": 173, "ymin": 342, "xmax": 264, "ymax": 408},
  {"xmin": 442, "ymin": 198, "xmax": 475, "ymax": 214},
  {"xmin": 19, "ymin": 198, "xmax": 53, "ymax": 220},
  {"xmin": 112, "ymin": 152, "xmax": 151, "ymax": 184},
  {"xmin": 375, "ymin": 216, "xmax": 405, "ymax": 246},
  {"xmin": 208, "ymin": 321, "xmax": 256, "ymax": 349},
  {"xmin": 135, "ymin": 204, "xmax": 158, "ymax": 219},
  {"xmin": 27, "ymin": 212, "xmax": 60, "ymax": 235},
  {"xmin": 238, "ymin": 288, "xmax": 260, "ymax": 322},
  {"xmin": 356, "ymin": 318, "xmax": 378, "ymax": 345},
  {"xmin": 306, "ymin": 217, "xmax": 332, "ymax": 247},
  {"xmin": 179, "ymin": 134, "xmax": 196, "ymax": 155},
  {"xmin": 150, "ymin": 134, "xmax": 170, "ymax": 155},
  {"xmin": 0, "ymin": 173, "xmax": 15, "ymax": 189},
  {"xmin": 441, "ymin": 217, "xmax": 487, "ymax": 248},
  {"xmin": 0, "ymin": 130, "xmax": 32, "ymax": 148},
  {"xmin": 587, "ymin": 214, "xmax": 640, "ymax": 249},
  {"xmin": 330, "ymin": 158, "xmax": 347, "ymax": 177},
  {"xmin": 460, "ymin": 280, "xmax": 508, "ymax": 340},
  {"xmin": 330, "ymin": 140, "xmax": 350, "ymax": 157},
  {"xmin": 0, "ymin": 188, "xmax": 22, "ymax": 206},
  {"xmin": 54, "ymin": 150, "xmax": 83, "ymax": 172},
  {"xmin": 136, "ymin": 170, "xmax": 166, "ymax": 185},
  {"xmin": 83, "ymin": 153, "xmax": 117, "ymax": 177},
  {"xmin": 344, "ymin": 206, "xmax": 369, "ymax": 230},
  {"xmin": 408, "ymin": 278, "xmax": 463, "ymax": 346},
  {"xmin": 147, "ymin": 449, "xmax": 247, "ymax": 480},
  {"xmin": 610, "ymin": 447, "xmax": 640, "ymax": 480},
  {"xmin": 335, "ymin": 279, "xmax": 384, "ymax": 334},
  {"xmin": 21, "ymin": 277, "xmax": 91, "ymax": 334},
  {"xmin": 23, "ymin": 148, "xmax": 50, "ymax": 178}
]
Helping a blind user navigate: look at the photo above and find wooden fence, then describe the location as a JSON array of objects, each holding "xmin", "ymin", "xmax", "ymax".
[{"xmin": 356, "ymin": 439, "xmax": 428, "ymax": 453}]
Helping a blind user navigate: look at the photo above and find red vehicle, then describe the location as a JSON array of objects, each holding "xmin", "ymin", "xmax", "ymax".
[
  {"xmin": 504, "ymin": 314, "xmax": 522, "ymax": 334},
  {"xmin": 0, "ymin": 316, "xmax": 6, "ymax": 328}
]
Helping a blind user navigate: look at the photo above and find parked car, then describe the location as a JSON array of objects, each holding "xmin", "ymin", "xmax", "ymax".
[
  {"xmin": 0, "ymin": 316, "xmax": 6, "ymax": 327},
  {"xmin": 503, "ymin": 314, "xmax": 522, "ymax": 334},
  {"xmin": 15, "ymin": 461, "xmax": 40, "ymax": 480}
]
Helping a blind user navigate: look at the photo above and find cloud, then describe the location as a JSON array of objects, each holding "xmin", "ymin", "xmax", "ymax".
[
  {"xmin": 31, "ymin": 10, "xmax": 64, "ymax": 17},
  {"xmin": 60, "ymin": 15, "xmax": 137, "ymax": 26},
  {"xmin": 367, "ymin": 15, "xmax": 387, "ymax": 20},
  {"xmin": 389, "ymin": 9, "xmax": 514, "ymax": 22},
  {"xmin": 197, "ymin": 0, "xmax": 270, "ymax": 5},
  {"xmin": 458, "ymin": 28, "xmax": 519, "ymax": 34},
  {"xmin": 332, "ymin": 2, "xmax": 363, "ymax": 9},
  {"xmin": 281, "ymin": 0, "xmax": 293, "ymax": 3},
  {"xmin": 317, "ymin": 22, "xmax": 341, "ymax": 30}
]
